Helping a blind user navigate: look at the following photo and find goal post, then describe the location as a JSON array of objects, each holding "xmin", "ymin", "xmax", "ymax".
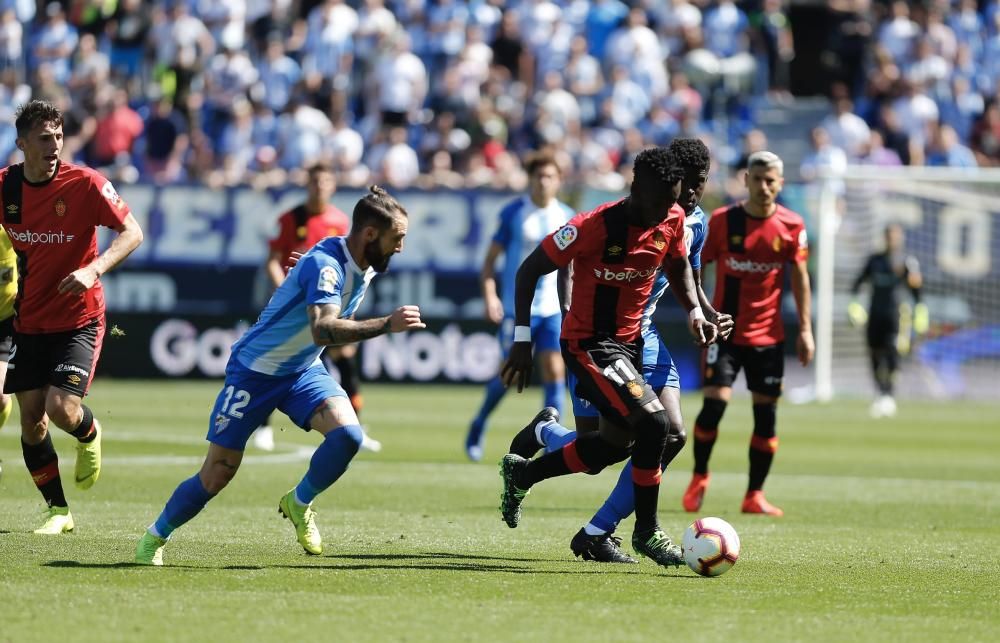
[{"xmin": 813, "ymin": 166, "xmax": 1000, "ymax": 402}]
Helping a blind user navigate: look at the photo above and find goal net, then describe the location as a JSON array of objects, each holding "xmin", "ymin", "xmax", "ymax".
[{"xmin": 813, "ymin": 167, "xmax": 1000, "ymax": 401}]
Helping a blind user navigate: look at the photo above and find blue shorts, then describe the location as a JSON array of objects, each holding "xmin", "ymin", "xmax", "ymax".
[
  {"xmin": 206, "ymin": 360, "xmax": 347, "ymax": 450},
  {"xmin": 569, "ymin": 326, "xmax": 679, "ymax": 418},
  {"xmin": 499, "ymin": 313, "xmax": 562, "ymax": 355}
]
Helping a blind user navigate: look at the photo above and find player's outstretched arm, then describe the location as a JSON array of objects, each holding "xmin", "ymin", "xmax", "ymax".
[
  {"xmin": 665, "ymin": 255, "xmax": 717, "ymax": 347},
  {"xmin": 308, "ymin": 303, "xmax": 425, "ymax": 347},
  {"xmin": 790, "ymin": 259, "xmax": 815, "ymax": 366},
  {"xmin": 58, "ymin": 213, "xmax": 144, "ymax": 295},
  {"xmin": 500, "ymin": 245, "xmax": 558, "ymax": 393}
]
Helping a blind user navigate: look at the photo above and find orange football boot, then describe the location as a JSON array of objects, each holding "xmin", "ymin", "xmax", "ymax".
[
  {"xmin": 682, "ymin": 473, "xmax": 711, "ymax": 512},
  {"xmin": 741, "ymin": 490, "xmax": 784, "ymax": 516}
]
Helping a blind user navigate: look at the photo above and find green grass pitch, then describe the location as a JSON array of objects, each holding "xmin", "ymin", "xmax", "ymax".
[{"xmin": 0, "ymin": 380, "xmax": 997, "ymax": 642}]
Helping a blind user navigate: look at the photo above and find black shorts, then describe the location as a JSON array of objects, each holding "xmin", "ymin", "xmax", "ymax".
[
  {"xmin": 703, "ymin": 341, "xmax": 784, "ymax": 398},
  {"xmin": 5, "ymin": 318, "xmax": 104, "ymax": 397},
  {"xmin": 562, "ymin": 336, "xmax": 658, "ymax": 426},
  {"xmin": 0, "ymin": 314, "xmax": 13, "ymax": 360},
  {"xmin": 866, "ymin": 317, "xmax": 898, "ymax": 352}
]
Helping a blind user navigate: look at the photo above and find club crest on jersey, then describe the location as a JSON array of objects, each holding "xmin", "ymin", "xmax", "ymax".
[
  {"xmin": 653, "ymin": 231, "xmax": 666, "ymax": 250},
  {"xmin": 772, "ymin": 236, "xmax": 783, "ymax": 252},
  {"xmin": 798, "ymin": 229, "xmax": 808, "ymax": 249},
  {"xmin": 626, "ymin": 380, "xmax": 643, "ymax": 398},
  {"xmin": 318, "ymin": 265, "xmax": 339, "ymax": 293},
  {"xmin": 214, "ymin": 414, "xmax": 230, "ymax": 434},
  {"xmin": 553, "ymin": 224, "xmax": 578, "ymax": 250},
  {"xmin": 54, "ymin": 197, "xmax": 66, "ymax": 217}
]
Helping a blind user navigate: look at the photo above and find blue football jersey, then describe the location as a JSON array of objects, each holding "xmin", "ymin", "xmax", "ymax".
[
  {"xmin": 641, "ymin": 206, "xmax": 708, "ymax": 329},
  {"xmin": 231, "ymin": 236, "xmax": 374, "ymax": 376},
  {"xmin": 492, "ymin": 196, "xmax": 575, "ymax": 318}
]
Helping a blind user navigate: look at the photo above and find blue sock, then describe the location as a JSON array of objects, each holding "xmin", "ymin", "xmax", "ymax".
[
  {"xmin": 467, "ymin": 377, "xmax": 507, "ymax": 447},
  {"xmin": 541, "ymin": 422, "xmax": 577, "ymax": 454},
  {"xmin": 589, "ymin": 461, "xmax": 669, "ymax": 534},
  {"xmin": 153, "ymin": 474, "xmax": 215, "ymax": 538},
  {"xmin": 294, "ymin": 425, "xmax": 364, "ymax": 505},
  {"xmin": 543, "ymin": 380, "xmax": 565, "ymax": 418}
]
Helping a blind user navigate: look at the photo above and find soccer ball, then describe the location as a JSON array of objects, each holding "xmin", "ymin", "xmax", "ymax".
[{"xmin": 682, "ymin": 517, "xmax": 741, "ymax": 577}]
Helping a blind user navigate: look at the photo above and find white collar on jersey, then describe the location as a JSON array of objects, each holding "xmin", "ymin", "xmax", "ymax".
[{"xmin": 337, "ymin": 236, "xmax": 373, "ymax": 277}]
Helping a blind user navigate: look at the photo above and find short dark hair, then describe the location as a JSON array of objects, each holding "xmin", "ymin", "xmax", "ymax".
[
  {"xmin": 668, "ymin": 138, "xmax": 711, "ymax": 174},
  {"xmin": 14, "ymin": 100, "xmax": 64, "ymax": 138},
  {"xmin": 306, "ymin": 162, "xmax": 334, "ymax": 178},
  {"xmin": 524, "ymin": 150, "xmax": 561, "ymax": 177},
  {"xmin": 353, "ymin": 185, "xmax": 407, "ymax": 231},
  {"xmin": 632, "ymin": 146, "xmax": 682, "ymax": 186}
]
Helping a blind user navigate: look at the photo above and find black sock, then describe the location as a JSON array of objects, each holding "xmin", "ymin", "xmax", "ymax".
[
  {"xmin": 22, "ymin": 434, "xmax": 68, "ymax": 508},
  {"xmin": 520, "ymin": 432, "xmax": 614, "ymax": 487},
  {"xmin": 748, "ymin": 403, "xmax": 778, "ymax": 492},
  {"xmin": 334, "ymin": 357, "xmax": 360, "ymax": 399},
  {"xmin": 693, "ymin": 398, "xmax": 726, "ymax": 475},
  {"xmin": 69, "ymin": 405, "xmax": 96, "ymax": 443},
  {"xmin": 632, "ymin": 483, "xmax": 661, "ymax": 534}
]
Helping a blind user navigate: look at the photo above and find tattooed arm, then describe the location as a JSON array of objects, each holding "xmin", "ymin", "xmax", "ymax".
[{"xmin": 307, "ymin": 303, "xmax": 425, "ymax": 346}]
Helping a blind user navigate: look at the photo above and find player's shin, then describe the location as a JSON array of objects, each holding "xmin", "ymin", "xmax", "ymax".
[
  {"xmin": 542, "ymin": 380, "xmax": 565, "ymax": 418},
  {"xmin": 748, "ymin": 403, "xmax": 778, "ymax": 492},
  {"xmin": 22, "ymin": 434, "xmax": 68, "ymax": 508},
  {"xmin": 520, "ymin": 432, "xmax": 624, "ymax": 488},
  {"xmin": 294, "ymin": 424, "xmax": 364, "ymax": 505},
  {"xmin": 693, "ymin": 398, "xmax": 726, "ymax": 474},
  {"xmin": 630, "ymin": 410, "xmax": 669, "ymax": 533},
  {"xmin": 152, "ymin": 474, "xmax": 216, "ymax": 539}
]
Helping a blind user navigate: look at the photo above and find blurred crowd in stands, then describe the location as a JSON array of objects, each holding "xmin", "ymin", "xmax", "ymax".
[{"xmin": 0, "ymin": 0, "xmax": 998, "ymax": 193}]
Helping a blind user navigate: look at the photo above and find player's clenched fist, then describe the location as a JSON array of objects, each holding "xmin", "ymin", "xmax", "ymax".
[{"xmin": 389, "ymin": 305, "xmax": 425, "ymax": 332}]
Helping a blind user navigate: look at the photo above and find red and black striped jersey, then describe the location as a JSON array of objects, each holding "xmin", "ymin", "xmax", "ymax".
[
  {"xmin": 541, "ymin": 198, "xmax": 687, "ymax": 342},
  {"xmin": 0, "ymin": 161, "xmax": 131, "ymax": 333},
  {"xmin": 702, "ymin": 203, "xmax": 808, "ymax": 346}
]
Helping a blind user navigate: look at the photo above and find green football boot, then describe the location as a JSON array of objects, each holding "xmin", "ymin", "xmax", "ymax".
[
  {"xmin": 278, "ymin": 490, "xmax": 322, "ymax": 555},
  {"xmin": 135, "ymin": 530, "xmax": 168, "ymax": 566}
]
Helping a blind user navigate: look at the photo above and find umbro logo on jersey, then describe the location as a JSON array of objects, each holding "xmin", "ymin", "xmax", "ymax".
[
  {"xmin": 5, "ymin": 204, "xmax": 17, "ymax": 215},
  {"xmin": 607, "ymin": 245, "xmax": 622, "ymax": 256},
  {"xmin": 7, "ymin": 229, "xmax": 75, "ymax": 244}
]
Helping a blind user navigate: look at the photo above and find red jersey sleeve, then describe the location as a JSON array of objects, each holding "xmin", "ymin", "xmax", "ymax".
[
  {"xmin": 88, "ymin": 172, "xmax": 131, "ymax": 228},
  {"xmin": 665, "ymin": 205, "xmax": 687, "ymax": 258},
  {"xmin": 700, "ymin": 208, "xmax": 727, "ymax": 264},
  {"xmin": 540, "ymin": 211, "xmax": 601, "ymax": 268},
  {"xmin": 790, "ymin": 220, "xmax": 809, "ymax": 263},
  {"xmin": 267, "ymin": 212, "xmax": 296, "ymax": 255}
]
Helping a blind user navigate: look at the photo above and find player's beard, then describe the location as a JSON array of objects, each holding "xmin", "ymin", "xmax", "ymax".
[{"xmin": 364, "ymin": 238, "xmax": 393, "ymax": 272}]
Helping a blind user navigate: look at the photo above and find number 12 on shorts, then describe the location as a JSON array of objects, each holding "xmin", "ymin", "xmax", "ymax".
[{"xmin": 220, "ymin": 385, "xmax": 251, "ymax": 419}]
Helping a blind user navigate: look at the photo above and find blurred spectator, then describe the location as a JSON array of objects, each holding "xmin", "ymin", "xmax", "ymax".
[
  {"xmin": 0, "ymin": 9, "xmax": 22, "ymax": 77},
  {"xmin": 925, "ymin": 123, "xmax": 978, "ymax": 168},
  {"xmin": 534, "ymin": 70, "xmax": 580, "ymax": 145},
  {"xmin": 490, "ymin": 10, "xmax": 531, "ymax": 84},
  {"xmin": 418, "ymin": 149, "xmax": 465, "ymax": 189},
  {"xmin": 203, "ymin": 44, "xmax": 258, "ymax": 146},
  {"xmin": 607, "ymin": 7, "xmax": 667, "ymax": 103},
  {"xmin": 302, "ymin": 0, "xmax": 357, "ymax": 99},
  {"xmin": 255, "ymin": 37, "xmax": 301, "ymax": 114},
  {"xmin": 373, "ymin": 126, "xmax": 419, "ymax": 188},
  {"xmin": 821, "ymin": 96, "xmax": 871, "ymax": 159},
  {"xmin": 824, "ymin": 0, "xmax": 872, "ymax": 94},
  {"xmin": 800, "ymin": 126, "xmax": 847, "ymax": 183},
  {"xmin": 31, "ymin": 2, "xmax": 79, "ymax": 85},
  {"xmin": 905, "ymin": 37, "xmax": 950, "ymax": 98},
  {"xmin": 68, "ymin": 33, "xmax": 109, "ymax": 107},
  {"xmin": 328, "ymin": 110, "xmax": 369, "ymax": 187},
  {"xmin": 608, "ymin": 65, "xmax": 651, "ymax": 130},
  {"xmin": 143, "ymin": 97, "xmax": 189, "ymax": 185},
  {"xmin": 373, "ymin": 31, "xmax": 427, "ymax": 126},
  {"xmin": 90, "ymin": 88, "xmax": 144, "ymax": 181},
  {"xmin": 584, "ymin": 0, "xmax": 628, "ymax": 60},
  {"xmin": 277, "ymin": 95, "xmax": 333, "ymax": 177},
  {"xmin": 107, "ymin": 0, "xmax": 150, "ymax": 85},
  {"xmin": 658, "ymin": 0, "xmax": 702, "ymax": 58},
  {"xmin": 196, "ymin": 0, "xmax": 246, "ymax": 52},
  {"xmin": 891, "ymin": 80, "xmax": 939, "ymax": 150},
  {"xmin": 876, "ymin": 104, "xmax": 915, "ymax": 166},
  {"xmin": 752, "ymin": 0, "xmax": 795, "ymax": 99},
  {"xmin": 150, "ymin": 1, "xmax": 214, "ymax": 107},
  {"xmin": 940, "ymin": 76, "xmax": 985, "ymax": 142},
  {"xmin": 861, "ymin": 130, "xmax": 903, "ymax": 167},
  {"xmin": 877, "ymin": 0, "xmax": 919, "ymax": 63},
  {"xmin": 970, "ymin": 101, "xmax": 1000, "ymax": 167}
]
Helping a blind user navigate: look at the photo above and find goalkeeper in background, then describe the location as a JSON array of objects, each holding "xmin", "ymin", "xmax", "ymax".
[{"xmin": 848, "ymin": 224, "xmax": 927, "ymax": 418}]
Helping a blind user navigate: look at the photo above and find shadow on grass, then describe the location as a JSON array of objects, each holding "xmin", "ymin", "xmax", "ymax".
[
  {"xmin": 43, "ymin": 560, "xmax": 264, "ymax": 571},
  {"xmin": 321, "ymin": 551, "xmax": 559, "ymax": 564}
]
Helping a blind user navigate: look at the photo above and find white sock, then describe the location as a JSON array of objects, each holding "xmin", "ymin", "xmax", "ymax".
[
  {"xmin": 293, "ymin": 489, "xmax": 310, "ymax": 507},
  {"xmin": 583, "ymin": 523, "xmax": 607, "ymax": 537},
  {"xmin": 534, "ymin": 420, "xmax": 553, "ymax": 447}
]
